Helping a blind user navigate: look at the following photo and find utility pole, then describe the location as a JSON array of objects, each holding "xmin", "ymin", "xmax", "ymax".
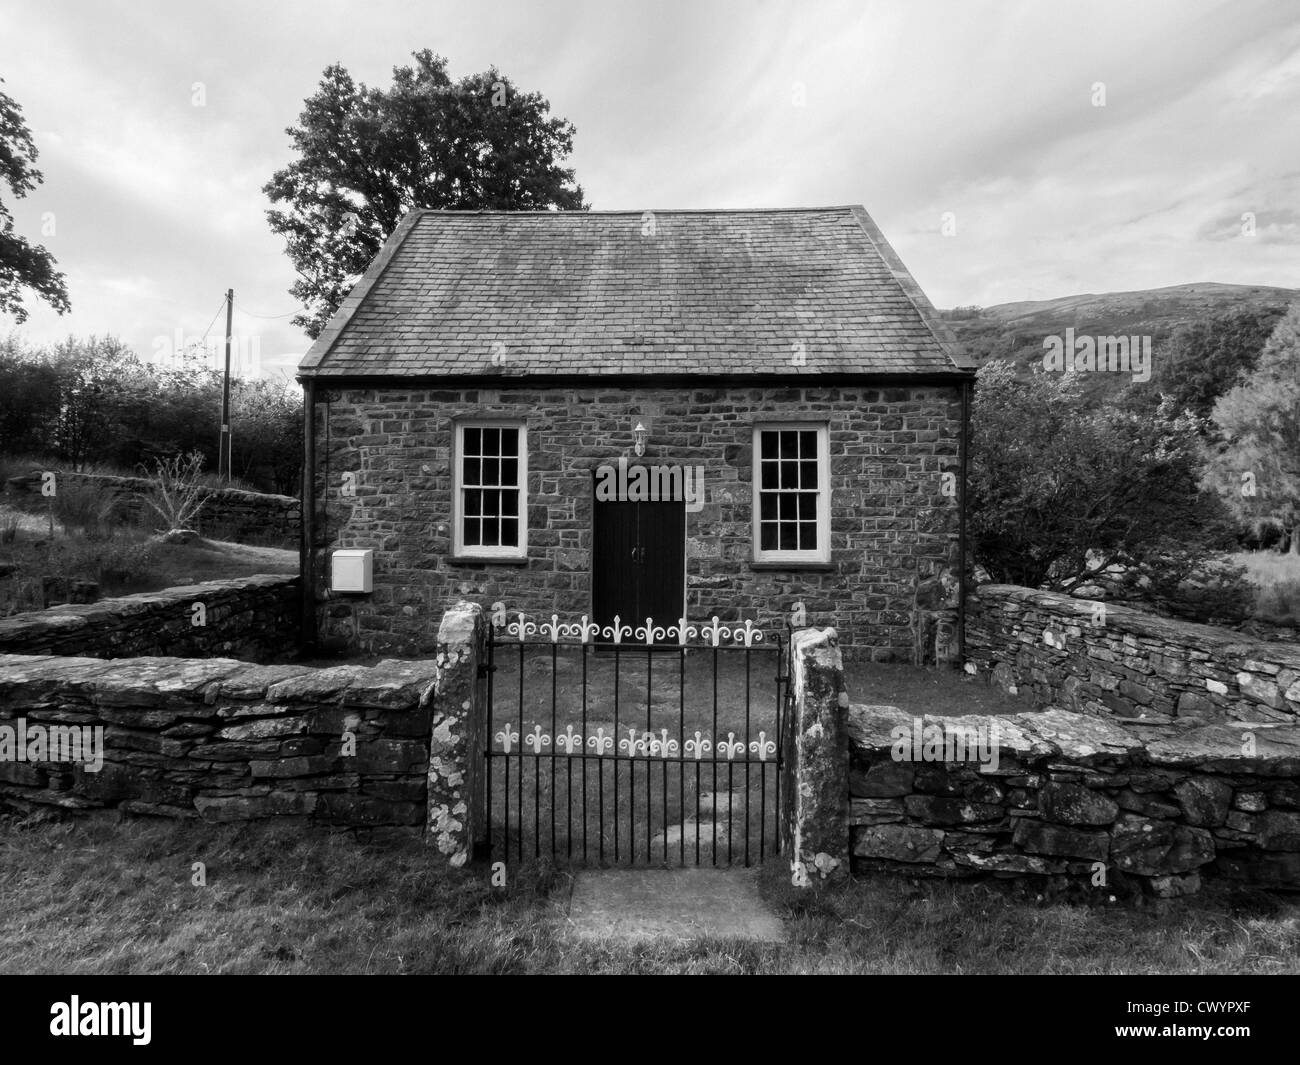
[{"xmin": 219, "ymin": 288, "xmax": 233, "ymax": 481}]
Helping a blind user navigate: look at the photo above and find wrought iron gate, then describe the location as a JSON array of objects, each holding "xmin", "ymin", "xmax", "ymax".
[{"xmin": 482, "ymin": 615, "xmax": 788, "ymax": 867}]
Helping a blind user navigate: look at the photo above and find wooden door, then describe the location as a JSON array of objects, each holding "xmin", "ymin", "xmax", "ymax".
[{"xmin": 592, "ymin": 483, "xmax": 684, "ymax": 641}]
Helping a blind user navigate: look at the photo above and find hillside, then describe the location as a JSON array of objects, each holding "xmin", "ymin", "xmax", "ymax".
[{"xmin": 943, "ymin": 283, "xmax": 1298, "ymax": 395}]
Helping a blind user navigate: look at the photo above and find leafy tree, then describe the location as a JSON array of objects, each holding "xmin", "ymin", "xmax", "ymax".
[
  {"xmin": 970, "ymin": 361, "xmax": 1249, "ymax": 619},
  {"xmin": 1202, "ymin": 303, "xmax": 1300, "ymax": 553},
  {"xmin": 1148, "ymin": 306, "xmax": 1286, "ymax": 418},
  {"xmin": 0, "ymin": 79, "xmax": 69, "ymax": 323},
  {"xmin": 265, "ymin": 50, "xmax": 587, "ymax": 337}
]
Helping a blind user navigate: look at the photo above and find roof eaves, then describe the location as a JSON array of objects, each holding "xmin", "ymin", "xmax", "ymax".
[
  {"xmin": 297, "ymin": 209, "xmax": 427, "ymax": 376},
  {"xmin": 848, "ymin": 205, "xmax": 977, "ymax": 374}
]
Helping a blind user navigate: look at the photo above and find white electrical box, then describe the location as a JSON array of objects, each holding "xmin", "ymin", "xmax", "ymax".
[{"xmin": 331, "ymin": 549, "xmax": 373, "ymax": 593}]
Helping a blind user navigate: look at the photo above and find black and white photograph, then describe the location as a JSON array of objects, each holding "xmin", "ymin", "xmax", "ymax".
[{"xmin": 0, "ymin": 0, "xmax": 1297, "ymax": 1031}]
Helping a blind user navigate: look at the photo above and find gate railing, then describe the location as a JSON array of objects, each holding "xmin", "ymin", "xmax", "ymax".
[{"xmin": 483, "ymin": 614, "xmax": 788, "ymax": 867}]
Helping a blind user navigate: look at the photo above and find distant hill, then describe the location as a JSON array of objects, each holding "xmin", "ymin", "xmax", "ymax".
[{"xmin": 942, "ymin": 283, "xmax": 1299, "ymax": 389}]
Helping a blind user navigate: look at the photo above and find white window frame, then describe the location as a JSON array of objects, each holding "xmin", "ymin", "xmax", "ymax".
[
  {"xmin": 452, "ymin": 420, "xmax": 528, "ymax": 561},
  {"xmin": 751, "ymin": 422, "xmax": 831, "ymax": 564}
]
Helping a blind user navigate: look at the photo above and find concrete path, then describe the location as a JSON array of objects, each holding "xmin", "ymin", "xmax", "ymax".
[{"xmin": 566, "ymin": 868, "xmax": 784, "ymax": 943}]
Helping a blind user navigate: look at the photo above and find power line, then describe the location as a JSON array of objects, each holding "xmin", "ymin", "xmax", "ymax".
[{"xmin": 233, "ymin": 300, "xmax": 298, "ymax": 320}]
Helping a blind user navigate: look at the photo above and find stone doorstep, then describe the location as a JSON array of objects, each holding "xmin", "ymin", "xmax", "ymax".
[{"xmin": 565, "ymin": 868, "xmax": 784, "ymax": 943}]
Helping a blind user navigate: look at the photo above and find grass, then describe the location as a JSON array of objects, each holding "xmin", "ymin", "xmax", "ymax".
[
  {"xmin": 1, "ymin": 814, "xmax": 1296, "ymax": 974},
  {"xmin": 0, "ymin": 452, "xmax": 260, "ymax": 494},
  {"xmin": 0, "ymin": 503, "xmax": 296, "ymax": 614},
  {"xmin": 1233, "ymin": 549, "xmax": 1300, "ymax": 623}
]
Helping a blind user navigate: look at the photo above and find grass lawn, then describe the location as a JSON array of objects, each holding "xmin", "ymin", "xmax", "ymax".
[
  {"xmin": 1, "ymin": 815, "xmax": 1296, "ymax": 975},
  {"xmin": 1234, "ymin": 549, "xmax": 1300, "ymax": 623}
]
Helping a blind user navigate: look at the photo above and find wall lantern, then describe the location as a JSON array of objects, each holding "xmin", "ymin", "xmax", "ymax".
[{"xmin": 633, "ymin": 422, "xmax": 647, "ymax": 457}]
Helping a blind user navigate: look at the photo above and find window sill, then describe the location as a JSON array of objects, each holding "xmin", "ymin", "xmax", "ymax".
[
  {"xmin": 748, "ymin": 560, "xmax": 835, "ymax": 571},
  {"xmin": 451, "ymin": 555, "xmax": 529, "ymax": 566}
]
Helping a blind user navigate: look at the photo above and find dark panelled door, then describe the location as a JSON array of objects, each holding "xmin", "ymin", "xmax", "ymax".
[{"xmin": 592, "ymin": 489, "xmax": 685, "ymax": 642}]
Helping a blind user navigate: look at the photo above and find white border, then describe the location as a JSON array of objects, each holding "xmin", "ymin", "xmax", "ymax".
[
  {"xmin": 452, "ymin": 419, "xmax": 529, "ymax": 561},
  {"xmin": 751, "ymin": 422, "xmax": 831, "ymax": 564}
]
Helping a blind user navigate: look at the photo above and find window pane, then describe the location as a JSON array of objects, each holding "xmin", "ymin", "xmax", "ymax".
[
  {"xmin": 799, "ymin": 493, "xmax": 816, "ymax": 520},
  {"xmin": 464, "ymin": 516, "xmax": 480, "ymax": 547},
  {"xmin": 464, "ymin": 488, "xmax": 482, "ymax": 517},
  {"xmin": 500, "ymin": 427, "xmax": 518, "ymax": 455},
  {"xmin": 760, "ymin": 432, "xmax": 777, "ymax": 460},
  {"xmin": 761, "ymin": 460, "xmax": 777, "ymax": 490},
  {"xmin": 799, "ymin": 430, "xmax": 816, "ymax": 458},
  {"xmin": 482, "ymin": 427, "xmax": 499, "ymax": 455},
  {"xmin": 779, "ymin": 523, "xmax": 798, "ymax": 550},
  {"xmin": 760, "ymin": 522, "xmax": 777, "ymax": 550},
  {"xmin": 463, "ymin": 427, "xmax": 481, "ymax": 456},
  {"xmin": 779, "ymin": 461, "xmax": 797, "ymax": 489},
  {"xmin": 801, "ymin": 522, "xmax": 818, "ymax": 550},
  {"xmin": 501, "ymin": 490, "xmax": 518, "ymax": 517},
  {"xmin": 779, "ymin": 494, "xmax": 797, "ymax": 520},
  {"xmin": 463, "ymin": 458, "xmax": 480, "ymax": 486},
  {"xmin": 500, "ymin": 518, "xmax": 519, "ymax": 547},
  {"xmin": 760, "ymin": 495, "xmax": 777, "ymax": 521},
  {"xmin": 482, "ymin": 458, "xmax": 500, "ymax": 487},
  {"xmin": 778, "ymin": 431, "xmax": 798, "ymax": 460},
  {"xmin": 800, "ymin": 461, "xmax": 817, "ymax": 489},
  {"xmin": 481, "ymin": 515, "xmax": 500, "ymax": 546},
  {"xmin": 501, "ymin": 458, "xmax": 518, "ymax": 487}
]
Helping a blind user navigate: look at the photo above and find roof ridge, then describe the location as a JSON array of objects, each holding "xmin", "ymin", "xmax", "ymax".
[{"xmin": 408, "ymin": 206, "xmax": 864, "ymax": 216}]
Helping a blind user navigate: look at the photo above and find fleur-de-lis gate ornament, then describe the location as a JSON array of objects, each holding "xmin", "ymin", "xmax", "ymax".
[
  {"xmin": 586, "ymin": 727, "xmax": 613, "ymax": 756},
  {"xmin": 647, "ymin": 729, "xmax": 680, "ymax": 756},
  {"xmin": 749, "ymin": 731, "xmax": 776, "ymax": 761},
  {"xmin": 524, "ymin": 725, "xmax": 551, "ymax": 753},
  {"xmin": 618, "ymin": 728, "xmax": 647, "ymax": 757},
  {"xmin": 685, "ymin": 731, "xmax": 712, "ymax": 759},
  {"xmin": 718, "ymin": 732, "xmax": 746, "ymax": 760},
  {"xmin": 495, "ymin": 726, "xmax": 520, "ymax": 753},
  {"xmin": 556, "ymin": 724, "xmax": 583, "ymax": 755}
]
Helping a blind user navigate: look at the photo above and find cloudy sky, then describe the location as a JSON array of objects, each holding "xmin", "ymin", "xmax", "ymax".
[{"xmin": 1, "ymin": 0, "xmax": 1297, "ymax": 378}]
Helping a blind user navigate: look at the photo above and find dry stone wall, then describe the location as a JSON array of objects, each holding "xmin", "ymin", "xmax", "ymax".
[
  {"xmin": 0, "ymin": 654, "xmax": 438, "ymax": 831},
  {"xmin": 967, "ymin": 585, "xmax": 1300, "ymax": 724},
  {"xmin": 848, "ymin": 704, "xmax": 1300, "ymax": 895},
  {"xmin": 5, "ymin": 469, "xmax": 300, "ymax": 547},
  {"xmin": 0, "ymin": 575, "xmax": 299, "ymax": 661}
]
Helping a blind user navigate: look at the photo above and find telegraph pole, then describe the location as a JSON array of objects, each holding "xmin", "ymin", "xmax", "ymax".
[{"xmin": 219, "ymin": 288, "xmax": 233, "ymax": 481}]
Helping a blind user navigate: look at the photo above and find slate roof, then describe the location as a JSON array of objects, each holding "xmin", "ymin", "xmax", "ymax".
[{"xmin": 298, "ymin": 206, "xmax": 973, "ymax": 379}]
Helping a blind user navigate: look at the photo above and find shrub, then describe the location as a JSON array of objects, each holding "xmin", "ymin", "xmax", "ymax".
[{"xmin": 137, "ymin": 451, "xmax": 207, "ymax": 532}]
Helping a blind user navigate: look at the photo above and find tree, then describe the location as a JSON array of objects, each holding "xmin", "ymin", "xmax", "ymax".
[
  {"xmin": 970, "ymin": 360, "xmax": 1249, "ymax": 619},
  {"xmin": 0, "ymin": 79, "xmax": 69, "ymax": 323},
  {"xmin": 1147, "ymin": 306, "xmax": 1286, "ymax": 418},
  {"xmin": 1203, "ymin": 303, "xmax": 1300, "ymax": 553},
  {"xmin": 265, "ymin": 51, "xmax": 587, "ymax": 337}
]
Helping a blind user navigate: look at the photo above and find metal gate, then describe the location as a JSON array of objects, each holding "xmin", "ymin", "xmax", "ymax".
[{"xmin": 482, "ymin": 615, "xmax": 788, "ymax": 867}]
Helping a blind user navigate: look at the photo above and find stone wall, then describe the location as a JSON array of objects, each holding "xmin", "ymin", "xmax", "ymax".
[
  {"xmin": 5, "ymin": 469, "xmax": 300, "ymax": 547},
  {"xmin": 0, "ymin": 654, "xmax": 438, "ymax": 830},
  {"xmin": 0, "ymin": 575, "xmax": 299, "ymax": 661},
  {"xmin": 312, "ymin": 384, "xmax": 962, "ymax": 659},
  {"xmin": 848, "ymin": 704, "xmax": 1300, "ymax": 895},
  {"xmin": 0, "ymin": 601, "xmax": 487, "ymax": 853},
  {"xmin": 967, "ymin": 585, "xmax": 1300, "ymax": 724}
]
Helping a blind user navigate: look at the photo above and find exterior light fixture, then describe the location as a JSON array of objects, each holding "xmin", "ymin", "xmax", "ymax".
[{"xmin": 633, "ymin": 422, "xmax": 647, "ymax": 457}]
